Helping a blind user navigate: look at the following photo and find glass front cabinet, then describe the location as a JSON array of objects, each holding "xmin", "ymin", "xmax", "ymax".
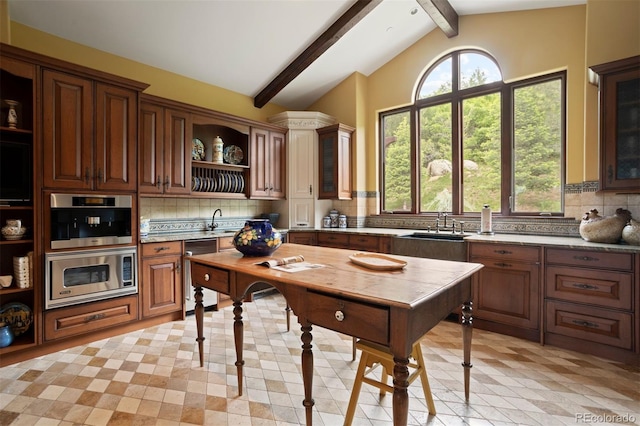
[{"xmin": 591, "ymin": 56, "xmax": 640, "ymax": 192}]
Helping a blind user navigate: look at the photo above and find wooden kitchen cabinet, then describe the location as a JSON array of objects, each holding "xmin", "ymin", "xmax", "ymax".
[
  {"xmin": 250, "ymin": 127, "xmax": 286, "ymax": 199},
  {"xmin": 0, "ymin": 51, "xmax": 39, "ymax": 357},
  {"xmin": 42, "ymin": 69, "xmax": 141, "ymax": 191},
  {"xmin": 317, "ymin": 123, "xmax": 354, "ymax": 200},
  {"xmin": 590, "ymin": 55, "xmax": 640, "ymax": 192},
  {"xmin": 544, "ymin": 248, "xmax": 637, "ymax": 364},
  {"xmin": 139, "ymin": 95, "xmax": 192, "ymax": 195},
  {"xmin": 468, "ymin": 242, "xmax": 541, "ymax": 341},
  {"xmin": 287, "ymin": 231, "xmax": 317, "ymax": 246},
  {"xmin": 141, "ymin": 241, "xmax": 184, "ymax": 318}
]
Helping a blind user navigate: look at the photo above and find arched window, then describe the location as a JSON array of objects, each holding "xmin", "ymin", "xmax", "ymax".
[{"xmin": 380, "ymin": 49, "xmax": 565, "ymax": 216}]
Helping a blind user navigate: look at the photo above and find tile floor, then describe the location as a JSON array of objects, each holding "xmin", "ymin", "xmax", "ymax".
[{"xmin": 0, "ymin": 292, "xmax": 638, "ymax": 426}]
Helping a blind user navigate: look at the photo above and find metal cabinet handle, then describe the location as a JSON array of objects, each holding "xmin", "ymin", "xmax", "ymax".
[
  {"xmin": 572, "ymin": 319, "xmax": 599, "ymax": 329},
  {"xmin": 156, "ymin": 175, "xmax": 162, "ymax": 189},
  {"xmin": 154, "ymin": 246, "xmax": 170, "ymax": 252},
  {"xmin": 494, "ymin": 249, "xmax": 512, "ymax": 255},
  {"xmin": 85, "ymin": 313, "xmax": 106, "ymax": 322},
  {"xmin": 204, "ymin": 273, "xmax": 210, "ymax": 282},
  {"xmin": 573, "ymin": 255, "xmax": 599, "ymax": 262},
  {"xmin": 164, "ymin": 176, "xmax": 170, "ymax": 189},
  {"xmin": 335, "ymin": 311, "xmax": 344, "ymax": 322},
  {"xmin": 84, "ymin": 167, "xmax": 91, "ymax": 184},
  {"xmin": 572, "ymin": 282, "xmax": 598, "ymax": 290},
  {"xmin": 494, "ymin": 262, "xmax": 512, "ymax": 268}
]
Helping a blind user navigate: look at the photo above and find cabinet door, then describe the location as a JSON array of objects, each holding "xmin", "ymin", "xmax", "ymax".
[
  {"xmin": 269, "ymin": 130, "xmax": 286, "ymax": 199},
  {"xmin": 289, "ymin": 129, "xmax": 315, "ymax": 199},
  {"xmin": 317, "ymin": 123, "xmax": 353, "ymax": 200},
  {"xmin": 472, "ymin": 257, "xmax": 540, "ymax": 330},
  {"xmin": 287, "ymin": 232, "xmax": 317, "ymax": 246},
  {"xmin": 290, "ymin": 198, "xmax": 314, "ymax": 228},
  {"xmin": 138, "ymin": 102, "xmax": 165, "ymax": 194},
  {"xmin": 95, "ymin": 83, "xmax": 137, "ymax": 191},
  {"xmin": 42, "ymin": 70, "xmax": 93, "ymax": 190},
  {"xmin": 163, "ymin": 108, "xmax": 191, "ymax": 194},
  {"xmin": 592, "ymin": 57, "xmax": 640, "ymax": 192},
  {"xmin": 142, "ymin": 254, "xmax": 183, "ymax": 318}
]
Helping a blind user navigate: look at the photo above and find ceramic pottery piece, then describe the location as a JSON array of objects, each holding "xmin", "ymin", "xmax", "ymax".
[
  {"xmin": 233, "ymin": 219, "xmax": 282, "ymax": 256},
  {"xmin": 0, "ymin": 322, "xmax": 14, "ymax": 348},
  {"xmin": 579, "ymin": 208, "xmax": 631, "ymax": 243},
  {"xmin": 622, "ymin": 218, "xmax": 640, "ymax": 246}
]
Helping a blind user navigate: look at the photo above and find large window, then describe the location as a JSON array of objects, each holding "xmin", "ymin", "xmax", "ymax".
[{"xmin": 381, "ymin": 50, "xmax": 565, "ymax": 216}]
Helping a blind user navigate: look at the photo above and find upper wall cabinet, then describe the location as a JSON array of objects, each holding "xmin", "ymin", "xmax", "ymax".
[
  {"xmin": 249, "ymin": 127, "xmax": 286, "ymax": 200},
  {"xmin": 139, "ymin": 95, "xmax": 192, "ymax": 195},
  {"xmin": 591, "ymin": 56, "xmax": 640, "ymax": 192},
  {"xmin": 42, "ymin": 69, "xmax": 144, "ymax": 192},
  {"xmin": 317, "ymin": 123, "xmax": 354, "ymax": 200}
]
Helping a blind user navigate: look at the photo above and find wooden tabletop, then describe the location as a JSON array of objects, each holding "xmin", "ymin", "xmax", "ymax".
[{"xmin": 187, "ymin": 243, "xmax": 483, "ymax": 309}]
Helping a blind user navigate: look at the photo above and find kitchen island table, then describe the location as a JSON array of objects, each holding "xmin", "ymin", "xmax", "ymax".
[{"xmin": 189, "ymin": 243, "xmax": 483, "ymax": 426}]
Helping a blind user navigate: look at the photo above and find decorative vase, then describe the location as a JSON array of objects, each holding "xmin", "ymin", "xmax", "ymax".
[
  {"xmin": 622, "ymin": 218, "xmax": 640, "ymax": 246},
  {"xmin": 579, "ymin": 208, "xmax": 631, "ymax": 243},
  {"xmin": 213, "ymin": 136, "xmax": 224, "ymax": 164},
  {"xmin": 204, "ymin": 139, "xmax": 214, "ymax": 162},
  {"xmin": 5, "ymin": 99, "xmax": 18, "ymax": 129},
  {"xmin": 232, "ymin": 219, "xmax": 282, "ymax": 256},
  {"xmin": 0, "ymin": 322, "xmax": 14, "ymax": 348}
]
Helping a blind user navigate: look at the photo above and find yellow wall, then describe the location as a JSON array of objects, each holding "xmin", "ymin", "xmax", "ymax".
[{"xmin": 7, "ymin": 23, "xmax": 285, "ymax": 122}]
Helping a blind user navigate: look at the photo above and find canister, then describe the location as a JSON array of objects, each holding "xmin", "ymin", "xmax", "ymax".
[
  {"xmin": 323, "ymin": 216, "xmax": 331, "ymax": 228},
  {"xmin": 329, "ymin": 209, "xmax": 339, "ymax": 228},
  {"xmin": 338, "ymin": 215, "xmax": 347, "ymax": 228}
]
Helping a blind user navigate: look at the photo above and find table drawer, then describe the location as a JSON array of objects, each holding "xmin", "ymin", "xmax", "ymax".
[
  {"xmin": 317, "ymin": 232, "xmax": 349, "ymax": 248},
  {"xmin": 546, "ymin": 266, "xmax": 632, "ymax": 310},
  {"xmin": 190, "ymin": 263, "xmax": 230, "ymax": 294},
  {"xmin": 545, "ymin": 248, "xmax": 633, "ymax": 271},
  {"xmin": 142, "ymin": 241, "xmax": 182, "ymax": 257},
  {"xmin": 305, "ymin": 291, "xmax": 389, "ymax": 345},
  {"xmin": 546, "ymin": 300, "xmax": 633, "ymax": 349},
  {"xmin": 469, "ymin": 243, "xmax": 540, "ymax": 262}
]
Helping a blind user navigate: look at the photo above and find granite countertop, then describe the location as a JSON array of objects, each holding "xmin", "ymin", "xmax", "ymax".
[{"xmin": 141, "ymin": 227, "xmax": 639, "ymax": 253}]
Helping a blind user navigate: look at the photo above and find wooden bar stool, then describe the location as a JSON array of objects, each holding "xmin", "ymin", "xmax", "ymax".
[{"xmin": 344, "ymin": 339, "xmax": 436, "ymax": 425}]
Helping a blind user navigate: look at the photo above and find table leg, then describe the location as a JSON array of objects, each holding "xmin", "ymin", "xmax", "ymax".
[
  {"xmin": 461, "ymin": 300, "xmax": 473, "ymax": 401},
  {"xmin": 233, "ymin": 300, "xmax": 245, "ymax": 396},
  {"xmin": 195, "ymin": 286, "xmax": 204, "ymax": 368},
  {"xmin": 301, "ymin": 323, "xmax": 314, "ymax": 425},
  {"xmin": 392, "ymin": 356, "xmax": 410, "ymax": 425}
]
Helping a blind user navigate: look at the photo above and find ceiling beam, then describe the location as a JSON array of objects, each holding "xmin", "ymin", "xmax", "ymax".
[
  {"xmin": 417, "ymin": 0, "xmax": 458, "ymax": 38},
  {"xmin": 253, "ymin": 0, "xmax": 382, "ymax": 109}
]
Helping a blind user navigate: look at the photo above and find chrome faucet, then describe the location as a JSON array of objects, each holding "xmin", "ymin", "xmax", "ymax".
[{"xmin": 210, "ymin": 208, "xmax": 222, "ymax": 231}]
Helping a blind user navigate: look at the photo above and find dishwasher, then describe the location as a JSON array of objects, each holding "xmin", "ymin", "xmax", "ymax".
[{"xmin": 184, "ymin": 239, "xmax": 219, "ymax": 314}]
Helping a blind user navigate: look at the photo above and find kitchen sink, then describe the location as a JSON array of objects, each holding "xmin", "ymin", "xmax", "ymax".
[{"xmin": 392, "ymin": 232, "xmax": 468, "ymax": 261}]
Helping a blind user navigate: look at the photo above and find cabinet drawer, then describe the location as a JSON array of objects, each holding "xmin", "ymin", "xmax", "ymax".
[
  {"xmin": 190, "ymin": 263, "xmax": 230, "ymax": 294},
  {"xmin": 142, "ymin": 241, "xmax": 182, "ymax": 257},
  {"xmin": 545, "ymin": 248, "xmax": 633, "ymax": 271},
  {"xmin": 305, "ymin": 291, "xmax": 389, "ymax": 345},
  {"xmin": 317, "ymin": 232, "xmax": 349, "ymax": 248},
  {"xmin": 469, "ymin": 243, "xmax": 540, "ymax": 262},
  {"xmin": 546, "ymin": 266, "xmax": 632, "ymax": 310},
  {"xmin": 288, "ymin": 232, "xmax": 317, "ymax": 246},
  {"xmin": 348, "ymin": 235, "xmax": 379, "ymax": 251},
  {"xmin": 44, "ymin": 295, "xmax": 138, "ymax": 341},
  {"xmin": 546, "ymin": 300, "xmax": 632, "ymax": 349}
]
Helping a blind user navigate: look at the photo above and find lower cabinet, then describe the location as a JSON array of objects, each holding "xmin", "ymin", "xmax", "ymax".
[
  {"xmin": 288, "ymin": 231, "xmax": 317, "ymax": 246},
  {"xmin": 468, "ymin": 242, "xmax": 541, "ymax": 341},
  {"xmin": 44, "ymin": 295, "xmax": 138, "ymax": 341},
  {"xmin": 141, "ymin": 241, "xmax": 183, "ymax": 318},
  {"xmin": 544, "ymin": 248, "xmax": 637, "ymax": 363}
]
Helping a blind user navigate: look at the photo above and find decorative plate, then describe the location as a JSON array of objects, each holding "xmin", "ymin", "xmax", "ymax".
[
  {"xmin": 223, "ymin": 145, "xmax": 244, "ymax": 165},
  {"xmin": 348, "ymin": 252, "xmax": 407, "ymax": 271},
  {"xmin": 0, "ymin": 302, "xmax": 33, "ymax": 336},
  {"xmin": 192, "ymin": 138, "xmax": 205, "ymax": 161}
]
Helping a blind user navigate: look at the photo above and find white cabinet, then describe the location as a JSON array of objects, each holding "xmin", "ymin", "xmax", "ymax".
[{"xmin": 268, "ymin": 111, "xmax": 335, "ymax": 229}]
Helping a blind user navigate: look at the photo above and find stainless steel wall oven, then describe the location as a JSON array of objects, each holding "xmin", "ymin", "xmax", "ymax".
[{"xmin": 45, "ymin": 246, "xmax": 137, "ymax": 310}]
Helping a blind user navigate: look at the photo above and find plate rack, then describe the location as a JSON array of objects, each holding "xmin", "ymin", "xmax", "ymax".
[{"xmin": 191, "ymin": 166, "xmax": 246, "ymax": 194}]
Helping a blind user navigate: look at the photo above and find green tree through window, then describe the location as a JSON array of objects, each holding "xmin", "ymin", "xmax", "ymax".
[{"xmin": 380, "ymin": 50, "xmax": 565, "ymax": 216}]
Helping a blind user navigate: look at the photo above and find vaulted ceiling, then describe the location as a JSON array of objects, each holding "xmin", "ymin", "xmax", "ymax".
[{"xmin": 8, "ymin": 0, "xmax": 585, "ymax": 110}]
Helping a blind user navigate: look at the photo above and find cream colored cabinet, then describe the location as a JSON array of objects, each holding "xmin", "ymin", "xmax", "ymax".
[{"xmin": 268, "ymin": 112, "xmax": 335, "ymax": 229}]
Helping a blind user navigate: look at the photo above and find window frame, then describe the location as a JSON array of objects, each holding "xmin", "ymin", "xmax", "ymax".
[{"xmin": 379, "ymin": 50, "xmax": 566, "ymax": 217}]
